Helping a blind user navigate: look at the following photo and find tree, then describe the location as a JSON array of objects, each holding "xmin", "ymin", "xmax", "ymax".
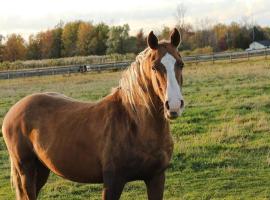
[
  {"xmin": 0, "ymin": 34, "xmax": 4, "ymax": 62},
  {"xmin": 50, "ymin": 25, "xmax": 63, "ymax": 58},
  {"xmin": 26, "ymin": 34, "xmax": 41, "ymax": 60},
  {"xmin": 76, "ymin": 22, "xmax": 94, "ymax": 56},
  {"xmin": 227, "ymin": 22, "xmax": 241, "ymax": 49},
  {"xmin": 90, "ymin": 23, "xmax": 110, "ymax": 55},
  {"xmin": 123, "ymin": 36, "xmax": 137, "ymax": 53},
  {"xmin": 62, "ymin": 21, "xmax": 81, "ymax": 57},
  {"xmin": 235, "ymin": 27, "xmax": 251, "ymax": 49},
  {"xmin": 175, "ymin": 3, "xmax": 187, "ymax": 32},
  {"xmin": 251, "ymin": 26, "xmax": 267, "ymax": 41},
  {"xmin": 194, "ymin": 18, "xmax": 215, "ymax": 49},
  {"xmin": 263, "ymin": 27, "xmax": 270, "ymax": 39},
  {"xmin": 4, "ymin": 34, "xmax": 26, "ymax": 61},
  {"xmin": 212, "ymin": 23, "xmax": 228, "ymax": 51},
  {"xmin": 159, "ymin": 26, "xmax": 170, "ymax": 40},
  {"xmin": 175, "ymin": 3, "xmax": 196, "ymax": 50},
  {"xmin": 27, "ymin": 30, "xmax": 55, "ymax": 60},
  {"xmin": 38, "ymin": 30, "xmax": 54, "ymax": 59},
  {"xmin": 135, "ymin": 29, "xmax": 146, "ymax": 53},
  {"xmin": 178, "ymin": 23, "xmax": 194, "ymax": 50},
  {"xmin": 106, "ymin": 24, "xmax": 130, "ymax": 54},
  {"xmin": 227, "ymin": 22, "xmax": 251, "ymax": 49}
]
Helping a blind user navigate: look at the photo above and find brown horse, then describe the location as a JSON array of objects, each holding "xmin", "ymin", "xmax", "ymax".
[{"xmin": 2, "ymin": 28, "xmax": 184, "ymax": 200}]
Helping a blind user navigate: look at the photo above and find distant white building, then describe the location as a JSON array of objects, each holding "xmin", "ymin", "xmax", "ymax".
[{"xmin": 246, "ymin": 40, "xmax": 270, "ymax": 51}]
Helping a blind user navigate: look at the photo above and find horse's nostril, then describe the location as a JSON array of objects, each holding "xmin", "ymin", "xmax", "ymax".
[
  {"xmin": 169, "ymin": 112, "xmax": 178, "ymax": 118},
  {"xmin": 165, "ymin": 101, "xmax": 170, "ymax": 110},
  {"xmin": 180, "ymin": 100, "xmax": 184, "ymax": 108}
]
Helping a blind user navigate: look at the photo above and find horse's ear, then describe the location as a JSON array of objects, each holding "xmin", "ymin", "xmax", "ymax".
[
  {"xmin": 170, "ymin": 28, "xmax": 181, "ymax": 48},
  {"xmin": 147, "ymin": 31, "xmax": 158, "ymax": 50}
]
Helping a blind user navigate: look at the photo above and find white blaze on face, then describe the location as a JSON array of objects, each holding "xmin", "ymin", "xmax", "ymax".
[{"xmin": 161, "ymin": 53, "xmax": 184, "ymax": 113}]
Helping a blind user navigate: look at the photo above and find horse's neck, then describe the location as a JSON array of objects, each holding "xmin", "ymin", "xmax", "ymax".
[
  {"xmin": 100, "ymin": 88, "xmax": 169, "ymax": 140},
  {"xmin": 117, "ymin": 85, "xmax": 167, "ymax": 127}
]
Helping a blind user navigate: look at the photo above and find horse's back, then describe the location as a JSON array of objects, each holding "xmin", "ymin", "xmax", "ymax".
[
  {"xmin": 2, "ymin": 92, "xmax": 71, "ymax": 148},
  {"xmin": 3, "ymin": 92, "xmax": 75, "ymax": 134},
  {"xmin": 2, "ymin": 91, "xmax": 98, "ymax": 149},
  {"xmin": 2, "ymin": 92, "xmax": 104, "ymax": 183}
]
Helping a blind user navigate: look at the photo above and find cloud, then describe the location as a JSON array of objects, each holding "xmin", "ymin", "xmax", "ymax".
[{"xmin": 1, "ymin": 0, "xmax": 270, "ymax": 38}]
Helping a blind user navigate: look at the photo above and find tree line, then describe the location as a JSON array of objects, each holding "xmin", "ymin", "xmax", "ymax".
[
  {"xmin": 0, "ymin": 19, "xmax": 270, "ymax": 62},
  {"xmin": 0, "ymin": 22, "xmax": 147, "ymax": 62},
  {"xmin": 177, "ymin": 20, "xmax": 270, "ymax": 53}
]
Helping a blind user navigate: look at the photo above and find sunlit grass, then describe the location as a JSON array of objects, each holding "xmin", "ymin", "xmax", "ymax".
[{"xmin": 0, "ymin": 58, "xmax": 270, "ymax": 199}]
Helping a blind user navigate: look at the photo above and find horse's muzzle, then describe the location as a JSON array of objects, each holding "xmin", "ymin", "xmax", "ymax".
[{"xmin": 164, "ymin": 99, "xmax": 184, "ymax": 119}]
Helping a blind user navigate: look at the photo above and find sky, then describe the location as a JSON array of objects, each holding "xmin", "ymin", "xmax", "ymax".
[{"xmin": 1, "ymin": 0, "xmax": 270, "ymax": 39}]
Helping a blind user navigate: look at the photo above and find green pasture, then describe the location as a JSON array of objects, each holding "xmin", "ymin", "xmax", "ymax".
[{"xmin": 0, "ymin": 58, "xmax": 270, "ymax": 199}]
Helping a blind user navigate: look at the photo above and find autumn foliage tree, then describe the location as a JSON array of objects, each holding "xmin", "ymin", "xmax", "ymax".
[
  {"xmin": 38, "ymin": 31, "xmax": 54, "ymax": 59},
  {"xmin": 76, "ymin": 22, "xmax": 94, "ymax": 56},
  {"xmin": 62, "ymin": 21, "xmax": 81, "ymax": 57},
  {"xmin": 4, "ymin": 34, "xmax": 26, "ymax": 61},
  {"xmin": 1, "ymin": 18, "xmax": 270, "ymax": 63}
]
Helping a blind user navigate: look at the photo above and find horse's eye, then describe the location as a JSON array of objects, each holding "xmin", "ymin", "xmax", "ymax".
[{"xmin": 176, "ymin": 61, "xmax": 184, "ymax": 69}]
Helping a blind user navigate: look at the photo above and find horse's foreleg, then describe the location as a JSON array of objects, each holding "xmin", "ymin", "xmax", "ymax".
[
  {"xmin": 144, "ymin": 172, "xmax": 165, "ymax": 200},
  {"xmin": 102, "ymin": 171, "xmax": 126, "ymax": 200},
  {"xmin": 16, "ymin": 160, "xmax": 37, "ymax": 200}
]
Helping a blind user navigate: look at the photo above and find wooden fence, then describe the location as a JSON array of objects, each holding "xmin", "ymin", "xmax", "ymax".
[{"xmin": 0, "ymin": 48, "xmax": 269, "ymax": 80}]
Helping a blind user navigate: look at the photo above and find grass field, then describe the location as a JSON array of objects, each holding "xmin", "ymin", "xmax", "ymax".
[{"xmin": 1, "ymin": 58, "xmax": 270, "ymax": 199}]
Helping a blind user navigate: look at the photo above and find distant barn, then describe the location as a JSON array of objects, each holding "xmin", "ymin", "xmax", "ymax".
[{"xmin": 246, "ymin": 40, "xmax": 270, "ymax": 51}]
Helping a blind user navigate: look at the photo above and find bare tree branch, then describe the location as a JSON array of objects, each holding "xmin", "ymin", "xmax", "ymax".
[{"xmin": 175, "ymin": 2, "xmax": 187, "ymax": 30}]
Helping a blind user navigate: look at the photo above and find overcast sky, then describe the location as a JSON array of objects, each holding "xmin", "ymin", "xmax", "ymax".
[{"xmin": 1, "ymin": 0, "xmax": 270, "ymax": 39}]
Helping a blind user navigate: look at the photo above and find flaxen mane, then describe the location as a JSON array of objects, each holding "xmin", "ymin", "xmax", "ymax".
[{"xmin": 119, "ymin": 48, "xmax": 153, "ymax": 112}]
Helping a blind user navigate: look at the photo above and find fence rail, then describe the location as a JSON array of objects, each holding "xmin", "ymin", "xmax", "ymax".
[{"xmin": 0, "ymin": 48, "xmax": 269, "ymax": 80}]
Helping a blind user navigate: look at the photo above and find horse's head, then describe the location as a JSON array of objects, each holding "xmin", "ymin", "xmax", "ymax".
[{"xmin": 147, "ymin": 28, "xmax": 184, "ymax": 119}]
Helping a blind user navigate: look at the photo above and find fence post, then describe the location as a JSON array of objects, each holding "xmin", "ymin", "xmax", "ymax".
[
  {"xmin": 212, "ymin": 53, "xmax": 214, "ymax": 64},
  {"xmin": 230, "ymin": 53, "xmax": 232, "ymax": 63},
  {"xmin": 265, "ymin": 48, "xmax": 267, "ymax": 60},
  {"xmin": 196, "ymin": 56, "xmax": 198, "ymax": 65}
]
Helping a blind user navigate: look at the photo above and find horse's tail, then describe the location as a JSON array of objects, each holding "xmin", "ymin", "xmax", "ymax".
[
  {"xmin": 10, "ymin": 157, "xmax": 24, "ymax": 199},
  {"xmin": 10, "ymin": 158, "xmax": 15, "ymax": 189},
  {"xmin": 2, "ymin": 124, "xmax": 22, "ymax": 198}
]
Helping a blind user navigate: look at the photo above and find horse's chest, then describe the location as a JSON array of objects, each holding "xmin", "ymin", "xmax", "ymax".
[
  {"xmin": 133, "ymin": 149, "xmax": 171, "ymax": 173},
  {"xmin": 102, "ymin": 125, "xmax": 173, "ymax": 179},
  {"xmin": 119, "ymin": 139, "xmax": 173, "ymax": 179}
]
